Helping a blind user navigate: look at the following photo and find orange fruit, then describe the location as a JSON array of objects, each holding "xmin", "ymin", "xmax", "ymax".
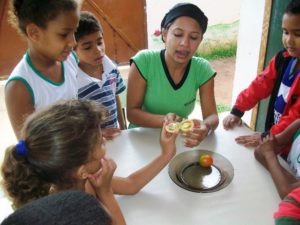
[
  {"xmin": 199, "ymin": 154, "xmax": 213, "ymax": 167},
  {"xmin": 180, "ymin": 119, "xmax": 194, "ymax": 132},
  {"xmin": 165, "ymin": 122, "xmax": 180, "ymax": 133}
]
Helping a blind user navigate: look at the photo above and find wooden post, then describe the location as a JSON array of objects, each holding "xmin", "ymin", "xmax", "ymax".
[{"xmin": 250, "ymin": 0, "xmax": 273, "ymax": 130}]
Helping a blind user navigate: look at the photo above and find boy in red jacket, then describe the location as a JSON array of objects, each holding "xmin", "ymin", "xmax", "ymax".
[{"xmin": 223, "ymin": 0, "xmax": 300, "ymax": 156}]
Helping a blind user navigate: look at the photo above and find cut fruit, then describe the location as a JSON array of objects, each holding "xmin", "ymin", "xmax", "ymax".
[
  {"xmin": 165, "ymin": 122, "xmax": 180, "ymax": 133},
  {"xmin": 180, "ymin": 119, "xmax": 194, "ymax": 132}
]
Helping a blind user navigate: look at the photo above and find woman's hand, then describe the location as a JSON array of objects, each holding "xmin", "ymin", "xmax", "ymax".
[
  {"xmin": 87, "ymin": 156, "xmax": 117, "ymax": 198},
  {"xmin": 164, "ymin": 113, "xmax": 182, "ymax": 124},
  {"xmin": 182, "ymin": 119, "xmax": 209, "ymax": 147},
  {"xmin": 223, "ymin": 114, "xmax": 242, "ymax": 130}
]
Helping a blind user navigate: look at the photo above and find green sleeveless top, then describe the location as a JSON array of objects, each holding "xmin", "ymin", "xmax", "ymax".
[{"xmin": 129, "ymin": 49, "xmax": 216, "ymax": 128}]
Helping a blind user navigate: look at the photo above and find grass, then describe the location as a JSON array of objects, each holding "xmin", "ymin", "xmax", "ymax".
[
  {"xmin": 195, "ymin": 20, "xmax": 239, "ymax": 60},
  {"xmin": 216, "ymin": 103, "xmax": 231, "ymax": 113},
  {"xmin": 196, "ymin": 96, "xmax": 231, "ymax": 114},
  {"xmin": 195, "ymin": 43, "xmax": 237, "ymax": 60}
]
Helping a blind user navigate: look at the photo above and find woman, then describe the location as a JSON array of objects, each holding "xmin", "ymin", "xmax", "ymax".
[{"xmin": 127, "ymin": 3, "xmax": 219, "ymax": 147}]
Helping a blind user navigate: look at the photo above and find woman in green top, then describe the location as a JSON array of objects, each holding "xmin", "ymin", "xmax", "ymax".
[{"xmin": 127, "ymin": 3, "xmax": 219, "ymax": 147}]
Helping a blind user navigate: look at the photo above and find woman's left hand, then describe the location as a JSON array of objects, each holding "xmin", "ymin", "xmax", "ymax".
[{"xmin": 182, "ymin": 119, "xmax": 209, "ymax": 147}]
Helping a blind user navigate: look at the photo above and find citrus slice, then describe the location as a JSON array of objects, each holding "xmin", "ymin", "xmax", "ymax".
[
  {"xmin": 165, "ymin": 122, "xmax": 180, "ymax": 133},
  {"xmin": 180, "ymin": 119, "xmax": 194, "ymax": 132}
]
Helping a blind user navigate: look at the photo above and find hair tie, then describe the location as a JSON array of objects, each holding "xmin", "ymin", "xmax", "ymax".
[{"xmin": 16, "ymin": 140, "xmax": 28, "ymax": 156}]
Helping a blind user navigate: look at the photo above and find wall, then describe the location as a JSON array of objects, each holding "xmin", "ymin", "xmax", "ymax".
[
  {"xmin": 146, "ymin": 0, "xmax": 241, "ymax": 49},
  {"xmin": 0, "ymin": 0, "xmax": 147, "ymax": 78},
  {"xmin": 232, "ymin": 0, "xmax": 266, "ymax": 126}
]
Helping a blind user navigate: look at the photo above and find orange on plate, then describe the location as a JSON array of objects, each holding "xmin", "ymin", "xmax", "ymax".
[{"xmin": 199, "ymin": 154, "xmax": 213, "ymax": 167}]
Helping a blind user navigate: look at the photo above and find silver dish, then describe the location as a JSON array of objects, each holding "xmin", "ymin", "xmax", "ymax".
[{"xmin": 169, "ymin": 149, "xmax": 234, "ymax": 193}]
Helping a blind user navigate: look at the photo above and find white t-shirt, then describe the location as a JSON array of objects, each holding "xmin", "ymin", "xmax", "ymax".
[{"xmin": 7, "ymin": 52, "xmax": 78, "ymax": 110}]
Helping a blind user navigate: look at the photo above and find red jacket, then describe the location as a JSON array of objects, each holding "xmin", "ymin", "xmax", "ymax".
[{"xmin": 233, "ymin": 50, "xmax": 300, "ymax": 135}]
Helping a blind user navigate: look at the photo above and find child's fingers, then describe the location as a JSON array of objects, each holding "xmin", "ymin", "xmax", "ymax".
[
  {"xmin": 162, "ymin": 120, "xmax": 178, "ymax": 137},
  {"xmin": 101, "ymin": 157, "xmax": 117, "ymax": 176}
]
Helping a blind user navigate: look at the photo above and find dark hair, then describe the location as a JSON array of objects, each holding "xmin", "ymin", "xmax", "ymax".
[
  {"xmin": 1, "ymin": 191, "xmax": 113, "ymax": 225},
  {"xmin": 285, "ymin": 0, "xmax": 300, "ymax": 14},
  {"xmin": 75, "ymin": 11, "xmax": 103, "ymax": 42},
  {"xmin": 9, "ymin": 0, "xmax": 79, "ymax": 35},
  {"xmin": 1, "ymin": 100, "xmax": 105, "ymax": 208},
  {"xmin": 161, "ymin": 3, "xmax": 208, "ymax": 33}
]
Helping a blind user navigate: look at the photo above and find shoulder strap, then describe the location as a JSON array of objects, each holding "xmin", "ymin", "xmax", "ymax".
[{"xmin": 264, "ymin": 49, "xmax": 291, "ymax": 131}]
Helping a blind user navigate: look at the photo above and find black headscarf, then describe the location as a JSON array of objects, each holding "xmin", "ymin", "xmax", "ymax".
[{"xmin": 161, "ymin": 3, "xmax": 208, "ymax": 33}]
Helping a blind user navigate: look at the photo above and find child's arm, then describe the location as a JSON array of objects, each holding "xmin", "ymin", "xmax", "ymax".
[
  {"xmin": 116, "ymin": 96, "xmax": 126, "ymax": 130},
  {"xmin": 112, "ymin": 121, "xmax": 178, "ymax": 194},
  {"xmin": 223, "ymin": 54, "xmax": 279, "ymax": 130},
  {"xmin": 275, "ymin": 118, "xmax": 300, "ymax": 146},
  {"xmin": 87, "ymin": 157, "xmax": 126, "ymax": 225},
  {"xmin": 254, "ymin": 135, "xmax": 300, "ymax": 199},
  {"xmin": 5, "ymin": 80, "xmax": 35, "ymax": 139}
]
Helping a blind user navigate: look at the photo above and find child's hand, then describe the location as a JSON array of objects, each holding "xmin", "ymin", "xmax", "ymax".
[
  {"xmin": 87, "ymin": 156, "xmax": 117, "ymax": 198},
  {"xmin": 257, "ymin": 134, "xmax": 277, "ymax": 157},
  {"xmin": 182, "ymin": 119, "xmax": 208, "ymax": 147},
  {"xmin": 223, "ymin": 114, "xmax": 242, "ymax": 130},
  {"xmin": 235, "ymin": 132, "xmax": 261, "ymax": 147},
  {"xmin": 102, "ymin": 128, "xmax": 121, "ymax": 140},
  {"xmin": 254, "ymin": 134, "xmax": 277, "ymax": 165},
  {"xmin": 160, "ymin": 120, "xmax": 178, "ymax": 159}
]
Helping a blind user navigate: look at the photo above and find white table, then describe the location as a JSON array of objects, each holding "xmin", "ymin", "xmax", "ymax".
[{"xmin": 106, "ymin": 122, "xmax": 282, "ymax": 225}]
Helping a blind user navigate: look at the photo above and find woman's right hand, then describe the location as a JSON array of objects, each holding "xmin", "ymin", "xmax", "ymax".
[
  {"xmin": 223, "ymin": 114, "xmax": 242, "ymax": 130},
  {"xmin": 164, "ymin": 113, "xmax": 182, "ymax": 124},
  {"xmin": 87, "ymin": 156, "xmax": 117, "ymax": 198}
]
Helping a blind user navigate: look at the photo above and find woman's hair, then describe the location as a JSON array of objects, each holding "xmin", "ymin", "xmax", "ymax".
[
  {"xmin": 160, "ymin": 3, "xmax": 208, "ymax": 35},
  {"xmin": 1, "ymin": 99, "xmax": 105, "ymax": 208},
  {"xmin": 75, "ymin": 11, "xmax": 103, "ymax": 42},
  {"xmin": 285, "ymin": 0, "xmax": 300, "ymax": 14},
  {"xmin": 9, "ymin": 0, "xmax": 79, "ymax": 35}
]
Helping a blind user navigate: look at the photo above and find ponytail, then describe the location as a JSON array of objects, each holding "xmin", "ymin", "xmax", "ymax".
[{"xmin": 1, "ymin": 146, "xmax": 50, "ymax": 209}]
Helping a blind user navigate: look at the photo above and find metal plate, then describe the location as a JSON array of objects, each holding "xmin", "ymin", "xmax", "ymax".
[{"xmin": 169, "ymin": 149, "xmax": 234, "ymax": 193}]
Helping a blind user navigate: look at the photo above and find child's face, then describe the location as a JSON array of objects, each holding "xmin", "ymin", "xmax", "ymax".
[
  {"xmin": 34, "ymin": 9, "xmax": 80, "ymax": 61},
  {"xmin": 75, "ymin": 31, "xmax": 105, "ymax": 67},
  {"xmin": 282, "ymin": 13, "xmax": 300, "ymax": 58},
  {"xmin": 163, "ymin": 16, "xmax": 202, "ymax": 64}
]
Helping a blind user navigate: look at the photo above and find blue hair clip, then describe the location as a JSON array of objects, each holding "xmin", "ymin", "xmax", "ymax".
[{"xmin": 15, "ymin": 140, "xmax": 28, "ymax": 156}]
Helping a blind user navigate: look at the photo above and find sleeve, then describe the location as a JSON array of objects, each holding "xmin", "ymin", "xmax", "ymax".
[
  {"xmin": 130, "ymin": 50, "xmax": 152, "ymax": 81},
  {"xmin": 194, "ymin": 57, "xmax": 216, "ymax": 86},
  {"xmin": 115, "ymin": 68, "xmax": 126, "ymax": 95},
  {"xmin": 232, "ymin": 54, "xmax": 279, "ymax": 115},
  {"xmin": 274, "ymin": 187, "xmax": 300, "ymax": 222}
]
